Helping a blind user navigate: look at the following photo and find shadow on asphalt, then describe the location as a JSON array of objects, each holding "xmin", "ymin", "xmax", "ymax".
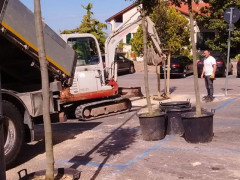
[
  {"xmin": 117, "ymin": 71, "xmax": 133, "ymax": 76},
  {"xmin": 69, "ymin": 107, "xmax": 143, "ymax": 180},
  {"xmin": 160, "ymin": 73, "xmax": 193, "ymax": 79},
  {"xmin": 220, "ymin": 88, "xmax": 233, "ymax": 92},
  {"xmin": 9, "ymin": 122, "xmax": 101, "ymax": 169}
]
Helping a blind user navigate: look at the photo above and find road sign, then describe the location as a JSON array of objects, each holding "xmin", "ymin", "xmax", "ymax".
[{"xmin": 224, "ymin": 7, "xmax": 240, "ymax": 24}]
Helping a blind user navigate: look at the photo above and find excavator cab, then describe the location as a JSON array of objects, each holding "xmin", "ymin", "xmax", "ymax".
[{"xmin": 61, "ymin": 34, "xmax": 112, "ymax": 95}]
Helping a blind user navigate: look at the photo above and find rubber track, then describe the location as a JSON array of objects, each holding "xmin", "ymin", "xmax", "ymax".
[{"xmin": 75, "ymin": 97, "xmax": 132, "ymax": 121}]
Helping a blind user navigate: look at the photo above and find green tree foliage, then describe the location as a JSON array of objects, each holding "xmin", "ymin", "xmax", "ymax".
[
  {"xmin": 170, "ymin": 0, "xmax": 202, "ymax": 117},
  {"xmin": 130, "ymin": 2, "xmax": 191, "ymax": 57},
  {"xmin": 61, "ymin": 3, "xmax": 107, "ymax": 51},
  {"xmin": 152, "ymin": 2, "xmax": 191, "ymax": 56},
  {"xmin": 130, "ymin": 26, "xmax": 143, "ymax": 56},
  {"xmin": 195, "ymin": 0, "xmax": 240, "ymax": 56},
  {"xmin": 127, "ymin": 0, "xmax": 159, "ymax": 115},
  {"xmin": 127, "ymin": 0, "xmax": 159, "ymax": 15},
  {"xmin": 134, "ymin": 0, "xmax": 158, "ymax": 15}
]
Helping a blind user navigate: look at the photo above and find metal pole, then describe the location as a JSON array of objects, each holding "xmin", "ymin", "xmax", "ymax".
[
  {"xmin": 225, "ymin": 8, "xmax": 233, "ymax": 96},
  {"xmin": 0, "ymin": 72, "xmax": 6, "ymax": 180},
  {"xmin": 156, "ymin": 65, "xmax": 161, "ymax": 97},
  {"xmin": 163, "ymin": 60, "xmax": 167, "ymax": 95},
  {"xmin": 166, "ymin": 51, "xmax": 171, "ymax": 96}
]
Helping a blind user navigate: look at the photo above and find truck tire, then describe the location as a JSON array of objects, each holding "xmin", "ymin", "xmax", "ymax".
[
  {"xmin": 2, "ymin": 101, "xmax": 24, "ymax": 168},
  {"xmin": 129, "ymin": 65, "xmax": 135, "ymax": 74}
]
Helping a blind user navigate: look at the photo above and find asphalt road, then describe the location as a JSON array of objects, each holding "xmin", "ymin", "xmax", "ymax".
[
  {"xmin": 118, "ymin": 72, "xmax": 240, "ymax": 97},
  {"xmin": 6, "ymin": 72, "xmax": 240, "ymax": 180}
]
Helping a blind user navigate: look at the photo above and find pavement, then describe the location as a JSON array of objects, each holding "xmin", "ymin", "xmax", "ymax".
[{"xmin": 6, "ymin": 92, "xmax": 240, "ymax": 180}]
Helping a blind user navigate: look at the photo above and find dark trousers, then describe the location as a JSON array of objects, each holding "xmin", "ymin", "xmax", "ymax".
[{"xmin": 204, "ymin": 76, "xmax": 214, "ymax": 97}]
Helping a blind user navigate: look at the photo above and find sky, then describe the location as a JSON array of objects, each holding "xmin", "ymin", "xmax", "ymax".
[{"xmin": 20, "ymin": 0, "xmax": 133, "ymax": 34}]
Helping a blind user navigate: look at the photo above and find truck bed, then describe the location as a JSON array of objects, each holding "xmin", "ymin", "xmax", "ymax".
[{"xmin": 0, "ymin": 0, "xmax": 77, "ymax": 92}]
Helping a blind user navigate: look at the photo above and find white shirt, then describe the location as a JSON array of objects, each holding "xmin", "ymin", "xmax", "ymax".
[{"xmin": 203, "ymin": 56, "xmax": 216, "ymax": 76}]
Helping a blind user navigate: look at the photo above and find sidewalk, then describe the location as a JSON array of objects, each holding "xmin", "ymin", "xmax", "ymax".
[{"xmin": 132, "ymin": 93, "xmax": 233, "ymax": 114}]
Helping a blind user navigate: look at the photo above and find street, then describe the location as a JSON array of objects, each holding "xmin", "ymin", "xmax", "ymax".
[
  {"xmin": 6, "ymin": 72, "xmax": 240, "ymax": 180},
  {"xmin": 118, "ymin": 72, "xmax": 240, "ymax": 97}
]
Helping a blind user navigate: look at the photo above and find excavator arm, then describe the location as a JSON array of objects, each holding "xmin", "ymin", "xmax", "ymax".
[{"xmin": 105, "ymin": 10, "xmax": 166, "ymax": 81}]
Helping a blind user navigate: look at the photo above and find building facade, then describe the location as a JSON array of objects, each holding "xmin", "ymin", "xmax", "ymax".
[{"xmin": 105, "ymin": 2, "xmax": 213, "ymax": 59}]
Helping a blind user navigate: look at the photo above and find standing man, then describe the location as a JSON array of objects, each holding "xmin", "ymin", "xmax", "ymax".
[{"xmin": 201, "ymin": 50, "xmax": 217, "ymax": 102}]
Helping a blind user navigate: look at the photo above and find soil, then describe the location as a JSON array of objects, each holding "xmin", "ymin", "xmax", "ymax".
[
  {"xmin": 139, "ymin": 110, "xmax": 165, "ymax": 117},
  {"xmin": 31, "ymin": 174, "xmax": 73, "ymax": 180}
]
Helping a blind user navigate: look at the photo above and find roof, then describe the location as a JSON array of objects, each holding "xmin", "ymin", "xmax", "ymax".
[
  {"xmin": 105, "ymin": 3, "xmax": 136, "ymax": 22},
  {"xmin": 171, "ymin": 2, "xmax": 209, "ymax": 16},
  {"xmin": 105, "ymin": 2, "xmax": 209, "ymax": 22}
]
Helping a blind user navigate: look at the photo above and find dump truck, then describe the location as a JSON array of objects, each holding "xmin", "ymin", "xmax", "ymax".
[{"xmin": 0, "ymin": 0, "xmax": 77, "ymax": 167}]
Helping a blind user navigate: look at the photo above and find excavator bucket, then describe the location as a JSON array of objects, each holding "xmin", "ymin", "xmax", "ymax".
[
  {"xmin": 147, "ymin": 45, "xmax": 166, "ymax": 66},
  {"xmin": 118, "ymin": 87, "xmax": 144, "ymax": 98}
]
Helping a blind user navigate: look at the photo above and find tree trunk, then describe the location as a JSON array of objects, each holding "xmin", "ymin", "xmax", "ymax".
[
  {"xmin": 142, "ymin": 11, "xmax": 153, "ymax": 115},
  {"xmin": 188, "ymin": 1, "xmax": 202, "ymax": 116},
  {"xmin": 156, "ymin": 65, "xmax": 161, "ymax": 97},
  {"xmin": 34, "ymin": 1, "xmax": 54, "ymax": 179}
]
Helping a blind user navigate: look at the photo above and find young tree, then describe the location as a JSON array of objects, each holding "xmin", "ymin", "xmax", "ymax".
[
  {"xmin": 130, "ymin": 2, "xmax": 191, "ymax": 57},
  {"xmin": 128, "ymin": 0, "xmax": 160, "ymax": 115},
  {"xmin": 34, "ymin": 0, "xmax": 54, "ymax": 179},
  {"xmin": 62, "ymin": 3, "xmax": 107, "ymax": 51},
  {"xmin": 195, "ymin": 0, "xmax": 240, "ymax": 56},
  {"xmin": 152, "ymin": 4, "xmax": 191, "ymax": 57},
  {"xmin": 170, "ymin": 0, "xmax": 202, "ymax": 116}
]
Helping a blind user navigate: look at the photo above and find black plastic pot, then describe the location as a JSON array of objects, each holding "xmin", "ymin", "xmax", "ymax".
[
  {"xmin": 159, "ymin": 100, "xmax": 191, "ymax": 112},
  {"xmin": 166, "ymin": 107, "xmax": 192, "ymax": 135},
  {"xmin": 18, "ymin": 168, "xmax": 80, "ymax": 180},
  {"xmin": 138, "ymin": 112, "xmax": 166, "ymax": 141},
  {"xmin": 182, "ymin": 111, "xmax": 214, "ymax": 143}
]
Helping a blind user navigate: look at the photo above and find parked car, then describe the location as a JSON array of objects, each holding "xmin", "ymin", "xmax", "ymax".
[
  {"xmin": 160, "ymin": 56, "xmax": 193, "ymax": 78},
  {"xmin": 115, "ymin": 54, "xmax": 135, "ymax": 74},
  {"xmin": 92, "ymin": 54, "xmax": 135, "ymax": 74},
  {"xmin": 237, "ymin": 58, "xmax": 240, "ymax": 77},
  {"xmin": 197, "ymin": 53, "xmax": 233, "ymax": 77}
]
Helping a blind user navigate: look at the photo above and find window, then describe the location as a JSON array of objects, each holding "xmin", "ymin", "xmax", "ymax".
[
  {"xmin": 197, "ymin": 32, "xmax": 215, "ymax": 50},
  {"xmin": 126, "ymin": 33, "xmax": 131, "ymax": 44},
  {"xmin": 67, "ymin": 37, "xmax": 99, "ymax": 66}
]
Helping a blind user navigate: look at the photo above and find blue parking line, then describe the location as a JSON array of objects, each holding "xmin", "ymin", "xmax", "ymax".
[
  {"xmin": 117, "ymin": 128, "xmax": 139, "ymax": 132},
  {"xmin": 56, "ymin": 135, "xmax": 174, "ymax": 171},
  {"xmin": 115, "ymin": 135, "xmax": 174, "ymax": 173},
  {"xmin": 58, "ymin": 97, "xmax": 239, "ymax": 175},
  {"xmin": 157, "ymin": 147, "xmax": 240, "ymax": 155},
  {"xmin": 215, "ymin": 97, "xmax": 238, "ymax": 111},
  {"xmin": 56, "ymin": 135, "xmax": 174, "ymax": 173},
  {"xmin": 214, "ymin": 97, "xmax": 239, "ymax": 125},
  {"xmin": 214, "ymin": 122, "xmax": 240, "ymax": 125}
]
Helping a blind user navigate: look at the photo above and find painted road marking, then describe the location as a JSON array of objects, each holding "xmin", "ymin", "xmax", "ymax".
[
  {"xmin": 58, "ymin": 97, "xmax": 240, "ymax": 176},
  {"xmin": 215, "ymin": 97, "xmax": 238, "ymax": 111}
]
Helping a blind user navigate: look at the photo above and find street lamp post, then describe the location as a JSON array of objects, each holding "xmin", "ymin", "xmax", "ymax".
[
  {"xmin": 224, "ymin": 7, "xmax": 240, "ymax": 96},
  {"xmin": 224, "ymin": 8, "xmax": 233, "ymax": 96}
]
